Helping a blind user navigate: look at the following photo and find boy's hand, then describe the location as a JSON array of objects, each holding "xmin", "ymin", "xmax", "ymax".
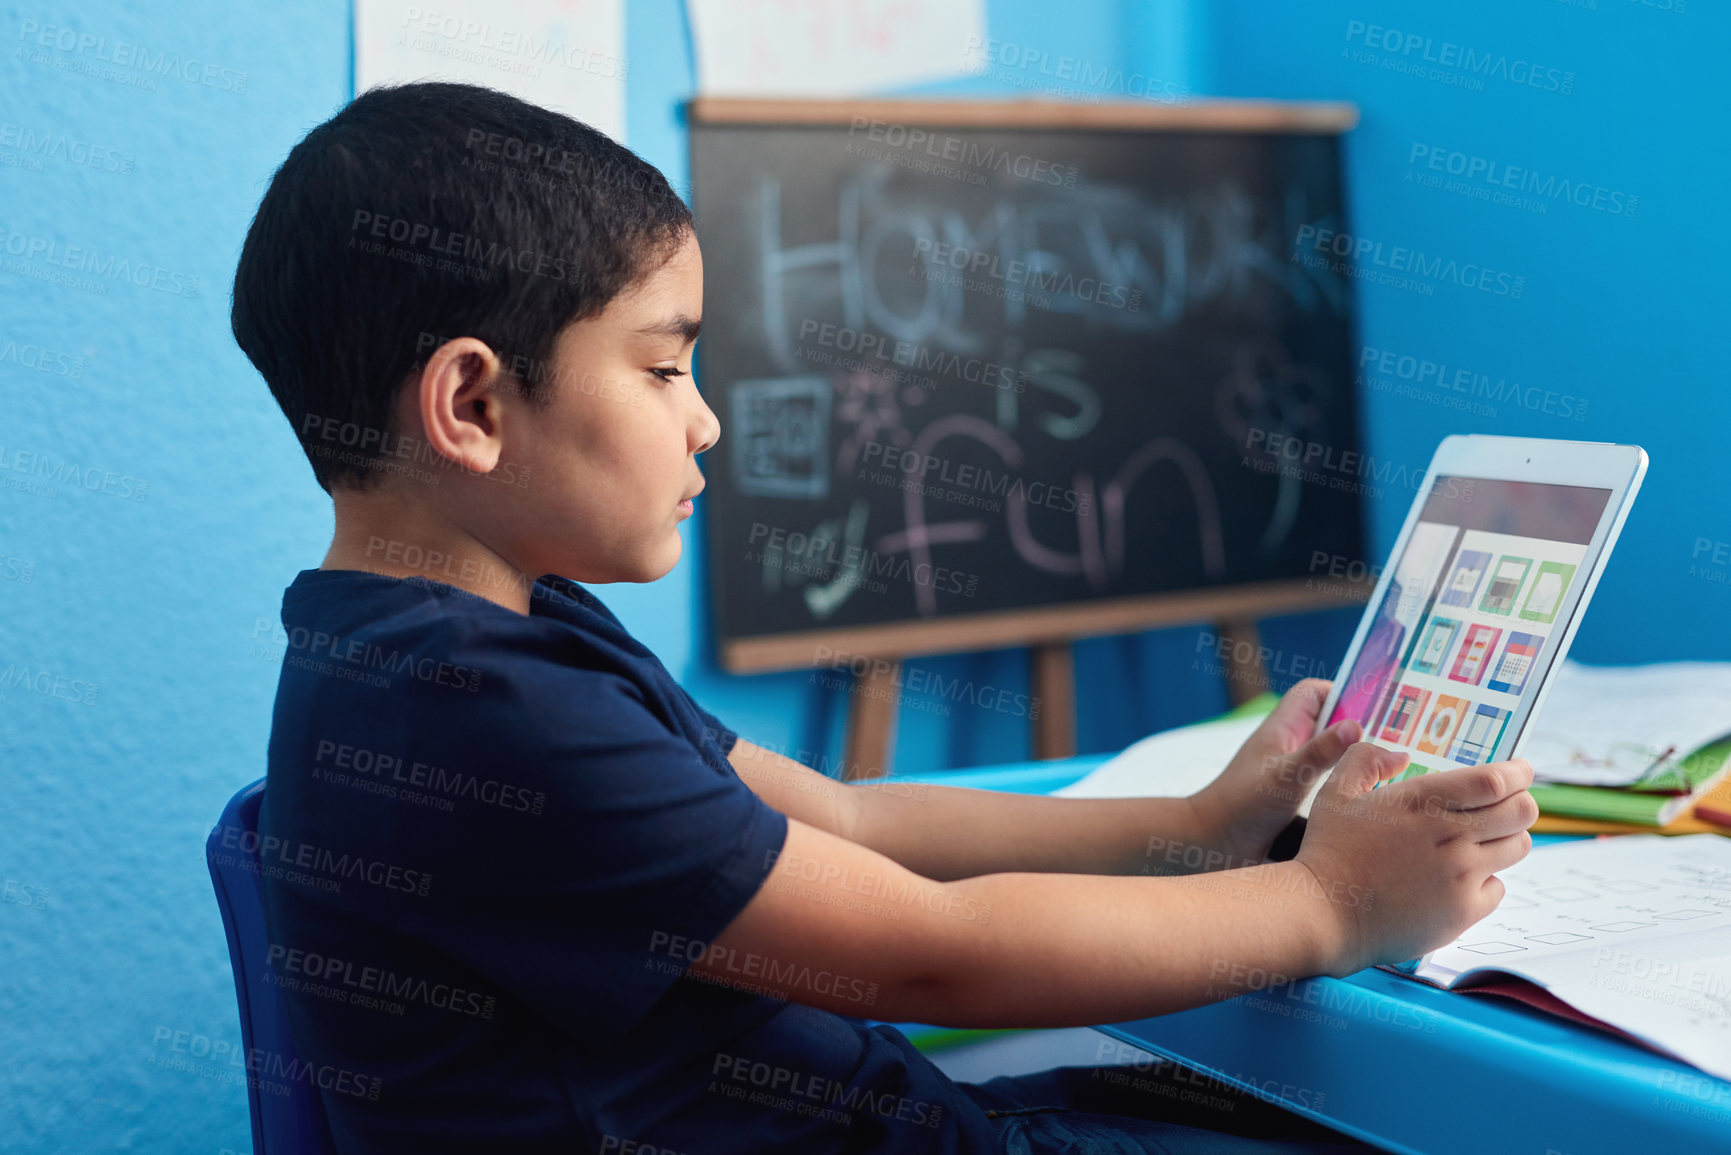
[
  {"xmin": 1296, "ymin": 742, "xmax": 1538, "ymax": 975},
  {"xmin": 1186, "ymin": 679, "xmax": 1361, "ymax": 871}
]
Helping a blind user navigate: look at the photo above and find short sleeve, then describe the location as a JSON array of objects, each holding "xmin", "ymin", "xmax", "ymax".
[
  {"xmin": 385, "ymin": 637, "xmax": 787, "ymax": 1049},
  {"xmin": 682, "ymin": 688, "xmax": 740, "ymax": 758}
]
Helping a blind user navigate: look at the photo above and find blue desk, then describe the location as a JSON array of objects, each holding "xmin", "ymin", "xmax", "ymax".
[{"xmin": 881, "ymin": 751, "xmax": 1731, "ymax": 1155}]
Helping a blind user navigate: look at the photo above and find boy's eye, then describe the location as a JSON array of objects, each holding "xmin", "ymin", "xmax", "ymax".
[{"xmin": 647, "ymin": 366, "xmax": 687, "ymax": 383}]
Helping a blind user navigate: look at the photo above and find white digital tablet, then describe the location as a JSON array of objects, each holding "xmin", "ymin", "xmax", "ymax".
[{"xmin": 1298, "ymin": 434, "xmax": 1647, "ymax": 816}]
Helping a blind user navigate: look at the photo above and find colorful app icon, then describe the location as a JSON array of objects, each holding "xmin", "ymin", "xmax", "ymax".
[
  {"xmin": 1452, "ymin": 703, "xmax": 1513, "ymax": 765},
  {"xmin": 1391, "ymin": 761, "xmax": 1432, "ymax": 783},
  {"xmin": 1487, "ymin": 631, "xmax": 1544, "ymax": 695},
  {"xmin": 1417, "ymin": 695, "xmax": 1469, "ymax": 756},
  {"xmin": 1519, "ymin": 561, "xmax": 1577, "ymax": 624},
  {"xmin": 1411, "ymin": 616, "xmax": 1461, "ymax": 676},
  {"xmin": 1379, "ymin": 684, "xmax": 1433, "ymax": 745},
  {"xmin": 1478, "ymin": 556, "xmax": 1532, "ymax": 616},
  {"xmin": 1448, "ymin": 623, "xmax": 1503, "ymax": 686},
  {"xmin": 1439, "ymin": 550, "xmax": 1492, "ymax": 608}
]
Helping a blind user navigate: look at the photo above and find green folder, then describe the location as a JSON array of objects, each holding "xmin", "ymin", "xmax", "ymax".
[{"xmin": 1528, "ymin": 738, "xmax": 1731, "ymax": 826}]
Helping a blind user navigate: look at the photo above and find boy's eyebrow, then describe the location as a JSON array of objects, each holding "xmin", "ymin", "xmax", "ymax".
[{"xmin": 636, "ymin": 314, "xmax": 702, "ymax": 343}]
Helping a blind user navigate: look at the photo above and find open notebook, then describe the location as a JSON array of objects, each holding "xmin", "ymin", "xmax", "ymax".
[{"xmin": 1394, "ymin": 834, "xmax": 1731, "ymax": 1083}]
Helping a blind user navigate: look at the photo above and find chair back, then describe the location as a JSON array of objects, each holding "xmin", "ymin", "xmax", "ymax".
[{"xmin": 206, "ymin": 778, "xmax": 340, "ymax": 1155}]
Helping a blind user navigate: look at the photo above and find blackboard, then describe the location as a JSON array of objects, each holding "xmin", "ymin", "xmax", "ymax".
[{"xmin": 689, "ymin": 100, "xmax": 1367, "ymax": 673}]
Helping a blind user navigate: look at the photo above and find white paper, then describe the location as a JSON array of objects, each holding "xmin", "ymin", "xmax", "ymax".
[
  {"xmin": 1053, "ymin": 715, "xmax": 1262, "ymax": 800},
  {"xmin": 1523, "ymin": 660, "xmax": 1731, "ymax": 787},
  {"xmin": 687, "ymin": 0, "xmax": 986, "ymax": 97},
  {"xmin": 1414, "ymin": 834, "xmax": 1731, "ymax": 1082},
  {"xmin": 355, "ymin": 0, "xmax": 625, "ymax": 140}
]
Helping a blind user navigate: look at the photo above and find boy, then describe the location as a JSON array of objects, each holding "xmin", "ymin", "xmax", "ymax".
[{"xmin": 232, "ymin": 82, "xmax": 1536, "ymax": 1154}]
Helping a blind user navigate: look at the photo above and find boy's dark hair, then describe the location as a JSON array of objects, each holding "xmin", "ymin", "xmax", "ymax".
[{"xmin": 231, "ymin": 82, "xmax": 693, "ymax": 494}]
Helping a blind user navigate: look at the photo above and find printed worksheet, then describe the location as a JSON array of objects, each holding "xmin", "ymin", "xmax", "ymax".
[{"xmin": 1412, "ymin": 835, "xmax": 1731, "ymax": 1082}]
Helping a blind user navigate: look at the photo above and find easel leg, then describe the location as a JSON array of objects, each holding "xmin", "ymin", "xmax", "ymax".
[
  {"xmin": 1031, "ymin": 642, "xmax": 1076, "ymax": 760},
  {"xmin": 1214, "ymin": 618, "xmax": 1269, "ymax": 705},
  {"xmin": 842, "ymin": 660, "xmax": 900, "ymax": 780}
]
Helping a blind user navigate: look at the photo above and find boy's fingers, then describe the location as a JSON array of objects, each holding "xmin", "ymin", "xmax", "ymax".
[
  {"xmin": 1324, "ymin": 741, "xmax": 1408, "ymax": 800},
  {"xmin": 1426, "ymin": 760, "xmax": 1535, "ymax": 811},
  {"xmin": 1262, "ymin": 678, "xmax": 1337, "ymax": 745},
  {"xmin": 1280, "ymin": 716, "xmax": 1362, "ymax": 788},
  {"xmin": 1280, "ymin": 678, "xmax": 1333, "ymax": 720},
  {"xmin": 1458, "ymin": 790, "xmax": 1540, "ymax": 843},
  {"xmin": 1476, "ymin": 827, "xmax": 1534, "ymax": 873},
  {"xmin": 1368, "ymin": 742, "xmax": 1410, "ymax": 784},
  {"xmin": 1475, "ymin": 874, "xmax": 1508, "ymax": 919}
]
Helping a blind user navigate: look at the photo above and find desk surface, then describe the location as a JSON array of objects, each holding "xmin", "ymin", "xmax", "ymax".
[{"xmin": 881, "ymin": 746, "xmax": 1731, "ymax": 1155}]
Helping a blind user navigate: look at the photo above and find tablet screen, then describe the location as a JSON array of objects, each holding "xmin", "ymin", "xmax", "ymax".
[{"xmin": 1326, "ymin": 476, "xmax": 1612, "ymax": 776}]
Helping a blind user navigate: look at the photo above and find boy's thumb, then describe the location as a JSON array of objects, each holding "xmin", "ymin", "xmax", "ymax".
[{"xmin": 1321, "ymin": 741, "xmax": 1409, "ymax": 802}]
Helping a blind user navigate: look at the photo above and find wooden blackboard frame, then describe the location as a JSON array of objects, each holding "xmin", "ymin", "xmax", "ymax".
[
  {"xmin": 689, "ymin": 97, "xmax": 1367, "ymax": 774},
  {"xmin": 689, "ymin": 97, "xmax": 1358, "ymax": 133},
  {"xmin": 719, "ymin": 575, "xmax": 1369, "ymax": 673}
]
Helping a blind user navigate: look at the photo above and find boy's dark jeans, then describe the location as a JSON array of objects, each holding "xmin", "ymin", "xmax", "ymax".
[{"xmin": 959, "ymin": 1060, "xmax": 1381, "ymax": 1153}]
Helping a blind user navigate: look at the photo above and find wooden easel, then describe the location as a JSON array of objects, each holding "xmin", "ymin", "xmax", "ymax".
[{"xmin": 720, "ymin": 577, "xmax": 1373, "ymax": 779}]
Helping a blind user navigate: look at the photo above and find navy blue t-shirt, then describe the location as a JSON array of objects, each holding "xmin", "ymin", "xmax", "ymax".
[{"xmin": 258, "ymin": 568, "xmax": 1002, "ymax": 1153}]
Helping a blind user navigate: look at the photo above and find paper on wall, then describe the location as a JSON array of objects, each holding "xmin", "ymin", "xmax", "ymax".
[
  {"xmin": 355, "ymin": 0, "xmax": 625, "ymax": 140},
  {"xmin": 687, "ymin": 0, "xmax": 986, "ymax": 97}
]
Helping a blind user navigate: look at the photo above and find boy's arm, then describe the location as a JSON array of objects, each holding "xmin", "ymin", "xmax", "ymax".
[
  {"xmin": 690, "ymin": 809, "xmax": 1342, "ymax": 1028},
  {"xmin": 694, "ymin": 744, "xmax": 1536, "ymax": 1029},
  {"xmin": 730, "ymin": 736, "xmax": 1212, "ymax": 881},
  {"xmin": 727, "ymin": 680, "xmax": 1358, "ymax": 883}
]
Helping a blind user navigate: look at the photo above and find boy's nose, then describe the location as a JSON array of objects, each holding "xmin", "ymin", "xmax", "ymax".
[{"xmin": 693, "ymin": 395, "xmax": 721, "ymax": 455}]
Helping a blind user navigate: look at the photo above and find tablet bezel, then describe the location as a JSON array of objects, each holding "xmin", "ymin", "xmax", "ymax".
[{"xmin": 1304, "ymin": 434, "xmax": 1647, "ymax": 802}]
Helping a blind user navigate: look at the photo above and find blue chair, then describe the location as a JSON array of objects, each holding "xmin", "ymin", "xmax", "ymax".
[{"xmin": 206, "ymin": 778, "xmax": 340, "ymax": 1155}]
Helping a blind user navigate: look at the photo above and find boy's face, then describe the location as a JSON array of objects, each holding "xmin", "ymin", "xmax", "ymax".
[{"xmin": 487, "ymin": 229, "xmax": 717, "ymax": 585}]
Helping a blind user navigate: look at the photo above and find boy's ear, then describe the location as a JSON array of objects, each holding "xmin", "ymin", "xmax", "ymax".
[{"xmin": 416, "ymin": 337, "xmax": 509, "ymax": 474}]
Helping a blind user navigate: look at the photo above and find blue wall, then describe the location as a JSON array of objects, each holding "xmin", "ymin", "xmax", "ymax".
[
  {"xmin": 1190, "ymin": 0, "xmax": 1731, "ymax": 667},
  {"xmin": 1, "ymin": 1, "xmax": 351, "ymax": 1149},
  {"xmin": 1, "ymin": 0, "xmax": 1723, "ymax": 1150}
]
